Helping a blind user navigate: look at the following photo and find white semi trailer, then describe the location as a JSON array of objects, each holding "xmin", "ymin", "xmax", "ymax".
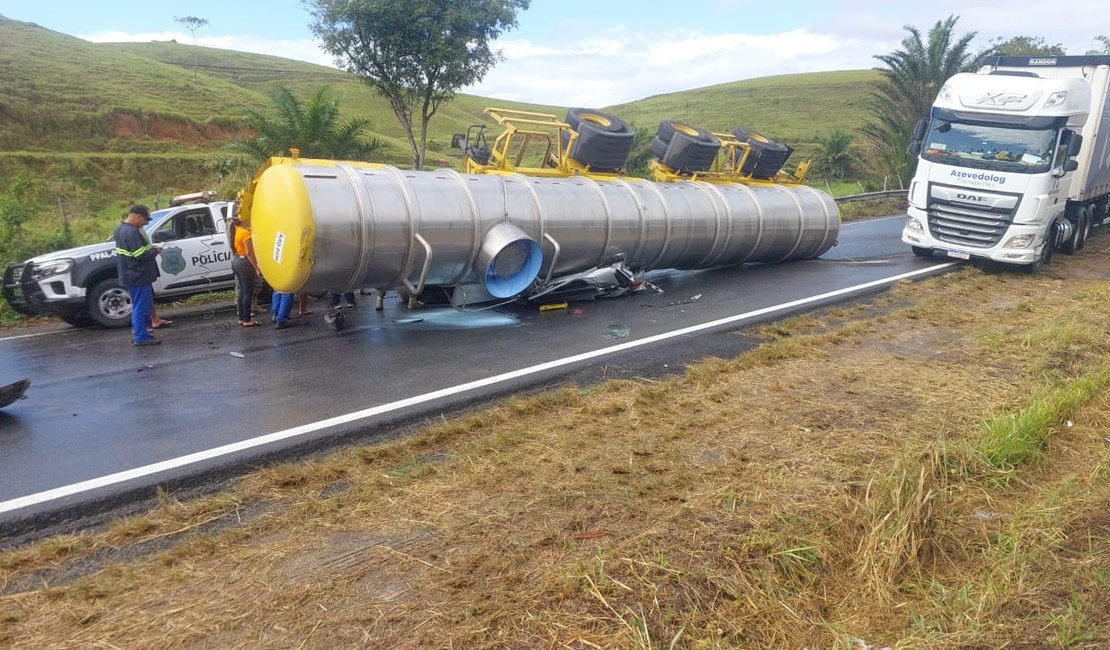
[{"xmin": 902, "ymin": 55, "xmax": 1110, "ymax": 271}]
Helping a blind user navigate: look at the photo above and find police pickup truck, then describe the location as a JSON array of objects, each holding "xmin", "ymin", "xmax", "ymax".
[{"xmin": 2, "ymin": 193, "xmax": 236, "ymax": 327}]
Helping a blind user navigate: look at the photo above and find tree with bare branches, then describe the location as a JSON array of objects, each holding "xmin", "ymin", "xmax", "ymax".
[{"xmin": 174, "ymin": 15, "xmax": 209, "ymax": 79}]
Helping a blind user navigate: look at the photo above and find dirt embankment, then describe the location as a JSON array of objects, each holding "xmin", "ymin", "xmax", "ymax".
[{"xmin": 109, "ymin": 111, "xmax": 245, "ymax": 143}]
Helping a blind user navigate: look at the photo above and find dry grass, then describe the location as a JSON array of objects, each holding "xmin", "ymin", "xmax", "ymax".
[{"xmin": 2, "ymin": 237, "xmax": 1109, "ymax": 649}]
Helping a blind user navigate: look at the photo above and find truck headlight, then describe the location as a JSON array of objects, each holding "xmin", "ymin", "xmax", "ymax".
[
  {"xmin": 1004, "ymin": 234, "xmax": 1035, "ymax": 249},
  {"xmin": 906, "ymin": 217, "xmax": 924, "ymax": 235},
  {"xmin": 29, "ymin": 259, "xmax": 75, "ymax": 280}
]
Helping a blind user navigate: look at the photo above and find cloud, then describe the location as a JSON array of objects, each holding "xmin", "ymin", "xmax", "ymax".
[
  {"xmin": 467, "ymin": 27, "xmax": 873, "ymax": 107},
  {"xmin": 79, "ymin": 30, "xmax": 336, "ymax": 68}
]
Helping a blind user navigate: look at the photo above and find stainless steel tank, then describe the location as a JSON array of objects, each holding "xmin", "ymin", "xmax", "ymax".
[{"xmin": 246, "ymin": 159, "xmax": 840, "ymax": 297}]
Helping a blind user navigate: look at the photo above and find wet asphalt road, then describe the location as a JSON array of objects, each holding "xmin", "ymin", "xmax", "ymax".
[{"xmin": 0, "ymin": 215, "xmax": 957, "ymax": 535}]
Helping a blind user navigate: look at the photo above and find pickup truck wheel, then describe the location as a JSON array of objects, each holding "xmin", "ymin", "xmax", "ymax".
[{"xmin": 88, "ymin": 278, "xmax": 133, "ymax": 328}]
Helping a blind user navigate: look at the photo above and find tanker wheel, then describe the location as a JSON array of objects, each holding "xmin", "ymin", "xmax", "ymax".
[
  {"xmin": 663, "ymin": 129, "xmax": 721, "ymax": 172},
  {"xmin": 571, "ymin": 120, "xmax": 635, "ymax": 171},
  {"xmin": 562, "ymin": 108, "xmax": 634, "ymax": 171},
  {"xmin": 657, "ymin": 120, "xmax": 715, "ymax": 145},
  {"xmin": 565, "ymin": 108, "xmax": 628, "ymax": 133},
  {"xmin": 733, "ymin": 127, "xmax": 792, "ymax": 177},
  {"xmin": 650, "ymin": 135, "xmax": 669, "ymax": 160}
]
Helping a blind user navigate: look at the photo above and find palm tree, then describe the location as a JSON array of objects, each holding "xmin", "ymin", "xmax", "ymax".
[
  {"xmin": 862, "ymin": 16, "xmax": 977, "ymax": 185},
  {"xmin": 818, "ymin": 130, "xmax": 855, "ymax": 180},
  {"xmin": 232, "ymin": 85, "xmax": 385, "ymax": 162}
]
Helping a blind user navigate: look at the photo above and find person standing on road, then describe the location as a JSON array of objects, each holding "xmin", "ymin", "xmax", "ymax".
[
  {"xmin": 231, "ymin": 215, "xmax": 263, "ymax": 327},
  {"xmin": 113, "ymin": 205, "xmax": 162, "ymax": 346}
]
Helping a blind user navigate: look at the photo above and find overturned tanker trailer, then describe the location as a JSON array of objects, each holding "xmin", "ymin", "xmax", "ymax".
[{"xmin": 238, "ymin": 108, "xmax": 840, "ymax": 306}]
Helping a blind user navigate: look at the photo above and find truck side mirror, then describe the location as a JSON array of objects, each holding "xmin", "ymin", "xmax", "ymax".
[
  {"xmin": 912, "ymin": 117, "xmax": 928, "ymax": 141},
  {"xmin": 451, "ymin": 133, "xmax": 467, "ymax": 149},
  {"xmin": 908, "ymin": 141, "xmax": 922, "ymax": 156},
  {"xmin": 1067, "ymin": 133, "xmax": 1083, "ymax": 157},
  {"xmin": 1064, "ymin": 159, "xmax": 1079, "ymax": 172}
]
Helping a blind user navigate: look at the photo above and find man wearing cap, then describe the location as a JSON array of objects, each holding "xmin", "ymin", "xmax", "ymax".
[{"xmin": 113, "ymin": 205, "xmax": 162, "ymax": 346}]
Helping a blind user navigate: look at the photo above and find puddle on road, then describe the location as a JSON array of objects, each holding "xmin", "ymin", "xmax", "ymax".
[{"xmin": 390, "ymin": 307, "xmax": 519, "ymax": 330}]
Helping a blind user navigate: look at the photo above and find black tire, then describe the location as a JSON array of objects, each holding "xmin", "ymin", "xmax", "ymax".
[
  {"xmin": 911, "ymin": 246, "xmax": 934, "ymax": 258},
  {"xmin": 565, "ymin": 108, "xmax": 629, "ymax": 134},
  {"xmin": 87, "ymin": 278, "xmax": 133, "ymax": 328},
  {"xmin": 1076, "ymin": 207, "xmax": 1091, "ymax": 251},
  {"xmin": 733, "ymin": 127, "xmax": 793, "ymax": 178},
  {"xmin": 1060, "ymin": 209, "xmax": 1083, "ymax": 255},
  {"xmin": 650, "ymin": 135, "xmax": 670, "ymax": 159},
  {"xmin": 1026, "ymin": 222, "xmax": 1057, "ymax": 274},
  {"xmin": 662, "ymin": 130, "xmax": 720, "ymax": 172},
  {"xmin": 656, "ymin": 120, "xmax": 715, "ymax": 145},
  {"xmin": 564, "ymin": 109, "xmax": 634, "ymax": 172}
]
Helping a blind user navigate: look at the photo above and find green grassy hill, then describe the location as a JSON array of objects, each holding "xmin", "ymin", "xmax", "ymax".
[
  {"xmin": 0, "ymin": 14, "xmax": 880, "ymax": 275},
  {"xmin": 0, "ymin": 14, "xmax": 878, "ymax": 160}
]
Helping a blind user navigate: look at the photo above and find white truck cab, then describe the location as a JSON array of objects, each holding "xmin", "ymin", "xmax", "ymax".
[{"xmin": 903, "ymin": 56, "xmax": 1110, "ymax": 270}]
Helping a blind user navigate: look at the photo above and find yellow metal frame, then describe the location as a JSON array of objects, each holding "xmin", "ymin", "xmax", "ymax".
[
  {"xmin": 463, "ymin": 108, "xmax": 627, "ymax": 180},
  {"xmin": 464, "ymin": 107, "xmax": 811, "ymax": 188},
  {"xmin": 648, "ymin": 132, "xmax": 811, "ymax": 187}
]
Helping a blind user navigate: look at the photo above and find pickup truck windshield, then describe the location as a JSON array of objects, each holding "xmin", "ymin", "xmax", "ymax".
[{"xmin": 921, "ymin": 120, "xmax": 1057, "ymax": 174}]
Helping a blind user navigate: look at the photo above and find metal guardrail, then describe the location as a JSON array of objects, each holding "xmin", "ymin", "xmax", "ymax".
[{"xmin": 834, "ymin": 189, "xmax": 909, "ymax": 203}]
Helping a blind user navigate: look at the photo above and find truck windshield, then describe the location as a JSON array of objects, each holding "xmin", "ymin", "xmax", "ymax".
[{"xmin": 920, "ymin": 120, "xmax": 1057, "ymax": 174}]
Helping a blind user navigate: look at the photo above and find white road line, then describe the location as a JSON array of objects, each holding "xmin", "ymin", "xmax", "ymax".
[
  {"xmin": 0, "ymin": 328, "xmax": 72, "ymax": 342},
  {"xmin": 843, "ymin": 214, "xmax": 905, "ymax": 226},
  {"xmin": 0, "ymin": 262, "xmax": 956, "ymax": 516}
]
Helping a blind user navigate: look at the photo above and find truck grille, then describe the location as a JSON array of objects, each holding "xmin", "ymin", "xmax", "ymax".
[{"xmin": 926, "ymin": 184, "xmax": 1020, "ymax": 248}]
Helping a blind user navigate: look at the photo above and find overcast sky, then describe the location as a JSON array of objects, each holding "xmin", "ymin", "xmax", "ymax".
[{"xmin": 2, "ymin": 1, "xmax": 1109, "ymax": 106}]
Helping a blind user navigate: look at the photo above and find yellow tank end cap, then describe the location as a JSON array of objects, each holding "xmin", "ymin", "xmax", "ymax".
[{"xmin": 250, "ymin": 164, "xmax": 315, "ymax": 293}]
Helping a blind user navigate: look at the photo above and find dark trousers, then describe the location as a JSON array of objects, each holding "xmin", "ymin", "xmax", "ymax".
[
  {"xmin": 329, "ymin": 291, "xmax": 355, "ymax": 307},
  {"xmin": 232, "ymin": 256, "xmax": 256, "ymax": 322}
]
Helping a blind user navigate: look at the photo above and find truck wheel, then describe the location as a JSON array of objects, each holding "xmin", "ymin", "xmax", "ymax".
[
  {"xmin": 911, "ymin": 246, "xmax": 934, "ymax": 257},
  {"xmin": 1060, "ymin": 208, "xmax": 1085, "ymax": 255},
  {"xmin": 1076, "ymin": 206, "xmax": 1091, "ymax": 251},
  {"xmin": 1026, "ymin": 223, "xmax": 1057, "ymax": 274},
  {"xmin": 88, "ymin": 278, "xmax": 132, "ymax": 328}
]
